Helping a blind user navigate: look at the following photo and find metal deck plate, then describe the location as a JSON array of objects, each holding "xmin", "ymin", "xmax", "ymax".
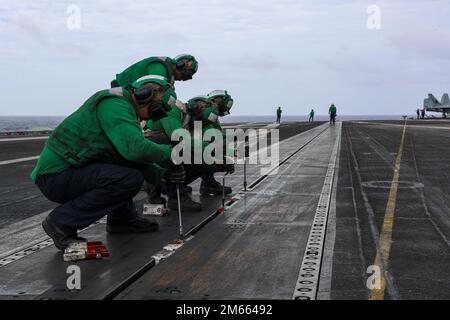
[
  {"xmin": 116, "ymin": 125, "xmax": 340, "ymax": 300},
  {"xmin": 0, "ymin": 123, "xmax": 329, "ymax": 300}
]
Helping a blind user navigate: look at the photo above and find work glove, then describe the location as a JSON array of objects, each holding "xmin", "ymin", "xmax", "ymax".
[{"xmin": 162, "ymin": 166, "xmax": 186, "ymax": 184}]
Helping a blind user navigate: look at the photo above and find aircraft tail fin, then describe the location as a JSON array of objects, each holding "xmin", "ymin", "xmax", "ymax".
[
  {"xmin": 441, "ymin": 93, "xmax": 450, "ymax": 105},
  {"xmin": 427, "ymin": 93, "xmax": 441, "ymax": 106}
]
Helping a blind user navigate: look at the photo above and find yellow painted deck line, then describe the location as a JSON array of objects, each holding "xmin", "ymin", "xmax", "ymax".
[{"xmin": 369, "ymin": 121, "xmax": 407, "ymax": 300}]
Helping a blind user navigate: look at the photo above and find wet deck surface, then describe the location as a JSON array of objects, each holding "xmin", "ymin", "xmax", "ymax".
[
  {"xmin": 0, "ymin": 121, "xmax": 325, "ymax": 299},
  {"xmin": 0, "ymin": 122, "xmax": 322, "ymax": 229},
  {"xmin": 330, "ymin": 121, "xmax": 450, "ymax": 299},
  {"xmin": 116, "ymin": 123, "xmax": 339, "ymax": 300},
  {"xmin": 1, "ymin": 120, "xmax": 450, "ymax": 300}
]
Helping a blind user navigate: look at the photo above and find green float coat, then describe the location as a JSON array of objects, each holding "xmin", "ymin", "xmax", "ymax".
[
  {"xmin": 31, "ymin": 88, "xmax": 171, "ymax": 184},
  {"xmin": 114, "ymin": 57, "xmax": 174, "ymax": 88}
]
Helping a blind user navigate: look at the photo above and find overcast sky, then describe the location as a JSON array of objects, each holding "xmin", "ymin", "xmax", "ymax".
[{"xmin": 0, "ymin": 0, "xmax": 449, "ymax": 116}]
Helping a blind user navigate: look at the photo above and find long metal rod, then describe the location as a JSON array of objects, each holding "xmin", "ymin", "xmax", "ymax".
[
  {"xmin": 222, "ymin": 173, "xmax": 227, "ymax": 208},
  {"xmin": 244, "ymin": 160, "xmax": 247, "ymax": 191},
  {"xmin": 176, "ymin": 184, "xmax": 183, "ymax": 239},
  {"xmin": 244, "ymin": 138, "xmax": 248, "ymax": 191}
]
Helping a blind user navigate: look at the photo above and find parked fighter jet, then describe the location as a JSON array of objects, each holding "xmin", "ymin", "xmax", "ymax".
[{"xmin": 424, "ymin": 93, "xmax": 450, "ymax": 117}]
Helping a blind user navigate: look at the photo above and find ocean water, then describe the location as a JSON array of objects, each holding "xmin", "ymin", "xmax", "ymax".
[
  {"xmin": 0, "ymin": 116, "xmax": 66, "ymax": 133},
  {"xmin": 219, "ymin": 114, "xmax": 405, "ymax": 123},
  {"xmin": 0, "ymin": 115, "xmax": 405, "ymax": 133}
]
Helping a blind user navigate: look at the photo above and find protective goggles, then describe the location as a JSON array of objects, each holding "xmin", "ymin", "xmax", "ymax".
[
  {"xmin": 150, "ymin": 87, "xmax": 176, "ymax": 121},
  {"xmin": 186, "ymin": 95, "xmax": 210, "ymax": 114},
  {"xmin": 207, "ymin": 90, "xmax": 233, "ymax": 116}
]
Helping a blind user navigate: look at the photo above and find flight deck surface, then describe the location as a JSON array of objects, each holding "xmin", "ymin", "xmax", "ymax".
[{"xmin": 1, "ymin": 120, "xmax": 449, "ymax": 300}]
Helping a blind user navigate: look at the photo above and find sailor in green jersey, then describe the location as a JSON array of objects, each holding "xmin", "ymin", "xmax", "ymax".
[
  {"xmin": 188, "ymin": 95, "xmax": 236, "ymax": 194},
  {"xmin": 309, "ymin": 109, "xmax": 315, "ymax": 122},
  {"xmin": 111, "ymin": 54, "xmax": 199, "ymax": 88},
  {"xmin": 152, "ymin": 91, "xmax": 234, "ymax": 200},
  {"xmin": 188, "ymin": 90, "xmax": 235, "ymax": 195},
  {"xmin": 32, "ymin": 75, "xmax": 185, "ymax": 251},
  {"xmin": 329, "ymin": 104, "xmax": 337, "ymax": 125},
  {"xmin": 276, "ymin": 106, "xmax": 282, "ymax": 123},
  {"xmin": 143, "ymin": 95, "xmax": 234, "ymax": 211}
]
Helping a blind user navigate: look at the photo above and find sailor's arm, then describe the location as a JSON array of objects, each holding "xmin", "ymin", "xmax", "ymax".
[{"xmin": 97, "ymin": 97, "xmax": 172, "ymax": 164}]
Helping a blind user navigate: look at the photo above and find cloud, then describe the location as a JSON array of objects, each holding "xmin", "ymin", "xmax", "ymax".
[
  {"xmin": 8, "ymin": 11, "xmax": 91, "ymax": 58},
  {"xmin": 1, "ymin": 0, "xmax": 450, "ymax": 116},
  {"xmin": 13, "ymin": 14, "xmax": 48, "ymax": 46},
  {"xmin": 389, "ymin": 28, "xmax": 450, "ymax": 61}
]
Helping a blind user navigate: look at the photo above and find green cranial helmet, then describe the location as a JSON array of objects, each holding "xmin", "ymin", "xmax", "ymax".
[
  {"xmin": 131, "ymin": 75, "xmax": 177, "ymax": 120},
  {"xmin": 186, "ymin": 95, "xmax": 211, "ymax": 114},
  {"xmin": 207, "ymin": 90, "xmax": 233, "ymax": 116},
  {"xmin": 132, "ymin": 74, "xmax": 170, "ymax": 88},
  {"xmin": 173, "ymin": 54, "xmax": 199, "ymax": 79}
]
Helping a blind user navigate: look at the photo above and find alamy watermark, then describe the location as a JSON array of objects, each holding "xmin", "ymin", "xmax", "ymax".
[
  {"xmin": 367, "ymin": 5, "xmax": 382, "ymax": 30},
  {"xmin": 366, "ymin": 265, "xmax": 381, "ymax": 290},
  {"xmin": 169, "ymin": 122, "xmax": 280, "ymax": 175},
  {"xmin": 66, "ymin": 4, "xmax": 81, "ymax": 30},
  {"xmin": 66, "ymin": 265, "xmax": 81, "ymax": 290}
]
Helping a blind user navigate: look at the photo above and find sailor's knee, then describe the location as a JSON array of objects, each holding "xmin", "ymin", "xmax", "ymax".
[{"xmin": 123, "ymin": 168, "xmax": 145, "ymax": 193}]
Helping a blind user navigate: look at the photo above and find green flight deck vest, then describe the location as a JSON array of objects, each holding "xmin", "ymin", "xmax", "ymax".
[
  {"xmin": 47, "ymin": 88, "xmax": 136, "ymax": 167},
  {"xmin": 114, "ymin": 57, "xmax": 174, "ymax": 88}
]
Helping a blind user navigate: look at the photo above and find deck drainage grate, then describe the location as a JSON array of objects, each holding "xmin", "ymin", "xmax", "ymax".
[{"xmin": 292, "ymin": 129, "xmax": 340, "ymax": 300}]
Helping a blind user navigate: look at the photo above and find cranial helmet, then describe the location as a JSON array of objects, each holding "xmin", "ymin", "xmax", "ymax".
[
  {"xmin": 186, "ymin": 95, "xmax": 211, "ymax": 114},
  {"xmin": 207, "ymin": 90, "xmax": 233, "ymax": 116},
  {"xmin": 131, "ymin": 75, "xmax": 177, "ymax": 120}
]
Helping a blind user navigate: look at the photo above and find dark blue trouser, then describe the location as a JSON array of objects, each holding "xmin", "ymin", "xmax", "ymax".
[
  {"xmin": 36, "ymin": 163, "xmax": 144, "ymax": 235},
  {"xmin": 330, "ymin": 112, "xmax": 336, "ymax": 124}
]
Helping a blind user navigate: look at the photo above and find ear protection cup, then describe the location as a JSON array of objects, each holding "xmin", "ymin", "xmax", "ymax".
[
  {"xmin": 176, "ymin": 60, "xmax": 186, "ymax": 69},
  {"xmin": 185, "ymin": 100, "xmax": 197, "ymax": 114},
  {"xmin": 175, "ymin": 59, "xmax": 195, "ymax": 79},
  {"xmin": 134, "ymin": 85, "xmax": 153, "ymax": 103}
]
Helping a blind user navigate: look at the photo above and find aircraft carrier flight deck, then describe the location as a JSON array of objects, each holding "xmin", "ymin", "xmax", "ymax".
[{"xmin": 0, "ymin": 120, "xmax": 449, "ymax": 300}]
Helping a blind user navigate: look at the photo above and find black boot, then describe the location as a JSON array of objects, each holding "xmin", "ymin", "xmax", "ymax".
[
  {"xmin": 106, "ymin": 215, "xmax": 159, "ymax": 234},
  {"xmin": 42, "ymin": 215, "xmax": 86, "ymax": 251},
  {"xmin": 167, "ymin": 194, "xmax": 202, "ymax": 212},
  {"xmin": 200, "ymin": 179, "xmax": 232, "ymax": 196},
  {"xmin": 145, "ymin": 183, "xmax": 166, "ymax": 205}
]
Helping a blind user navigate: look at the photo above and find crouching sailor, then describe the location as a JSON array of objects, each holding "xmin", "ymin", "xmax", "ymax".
[{"xmin": 30, "ymin": 75, "xmax": 185, "ymax": 250}]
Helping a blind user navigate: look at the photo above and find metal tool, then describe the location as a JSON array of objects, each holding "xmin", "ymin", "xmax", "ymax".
[
  {"xmin": 244, "ymin": 137, "xmax": 249, "ymax": 191},
  {"xmin": 176, "ymin": 184, "xmax": 183, "ymax": 239},
  {"xmin": 244, "ymin": 154, "xmax": 247, "ymax": 191},
  {"xmin": 222, "ymin": 172, "xmax": 229, "ymax": 209}
]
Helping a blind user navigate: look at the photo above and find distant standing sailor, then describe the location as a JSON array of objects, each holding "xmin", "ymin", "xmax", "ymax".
[
  {"xmin": 329, "ymin": 104, "xmax": 337, "ymax": 125},
  {"xmin": 309, "ymin": 109, "xmax": 315, "ymax": 122},
  {"xmin": 276, "ymin": 106, "xmax": 282, "ymax": 123}
]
